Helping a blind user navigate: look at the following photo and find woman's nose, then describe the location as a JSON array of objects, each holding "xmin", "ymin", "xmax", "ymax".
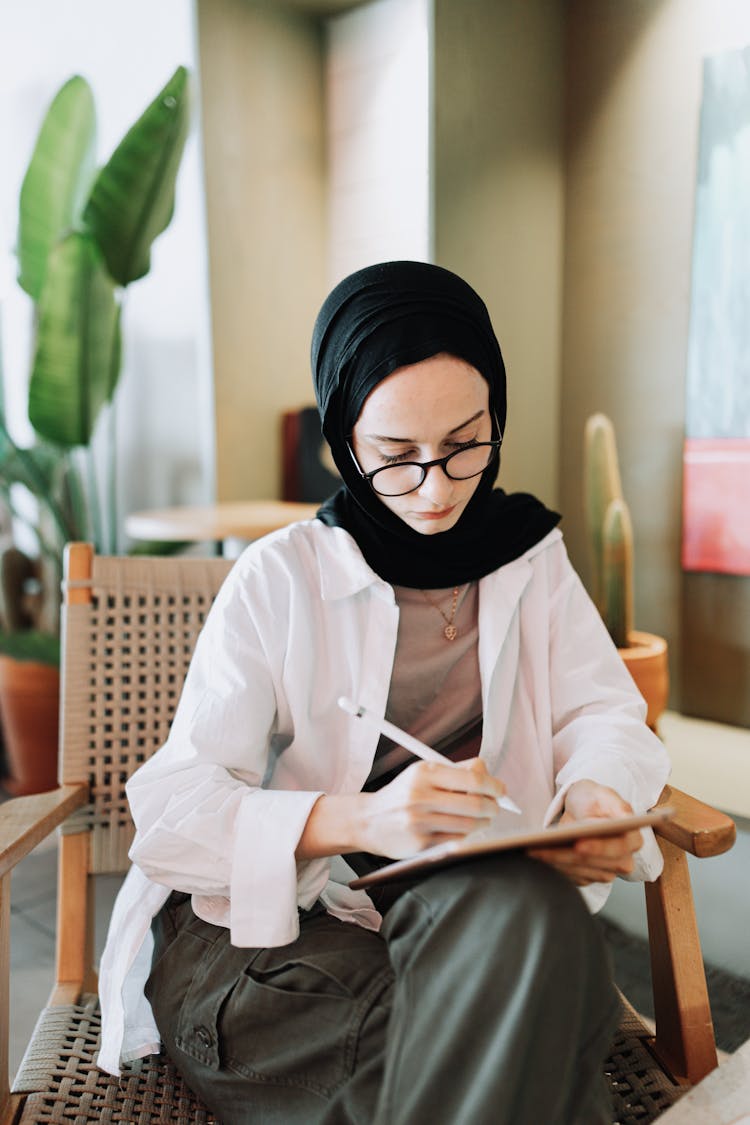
[{"xmin": 417, "ymin": 462, "xmax": 455, "ymax": 505}]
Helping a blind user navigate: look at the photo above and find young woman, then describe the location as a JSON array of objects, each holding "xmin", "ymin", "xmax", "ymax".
[{"xmin": 99, "ymin": 261, "xmax": 670, "ymax": 1124}]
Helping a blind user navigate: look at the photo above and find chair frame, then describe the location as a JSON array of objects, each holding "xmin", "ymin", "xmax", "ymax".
[{"xmin": 0, "ymin": 542, "xmax": 737, "ymax": 1124}]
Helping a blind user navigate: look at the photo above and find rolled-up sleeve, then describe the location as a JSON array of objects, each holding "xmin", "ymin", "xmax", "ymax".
[
  {"xmin": 230, "ymin": 789, "xmax": 328, "ymax": 946},
  {"xmin": 126, "ymin": 559, "xmax": 326, "ymax": 947}
]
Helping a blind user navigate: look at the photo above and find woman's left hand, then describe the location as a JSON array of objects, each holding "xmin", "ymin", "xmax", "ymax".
[{"xmin": 526, "ymin": 779, "xmax": 643, "ymax": 886}]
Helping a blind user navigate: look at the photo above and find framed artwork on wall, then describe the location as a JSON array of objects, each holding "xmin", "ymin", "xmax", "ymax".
[{"xmin": 682, "ymin": 45, "xmax": 750, "ymax": 577}]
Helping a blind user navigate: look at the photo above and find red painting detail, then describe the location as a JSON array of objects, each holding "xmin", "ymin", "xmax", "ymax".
[{"xmin": 682, "ymin": 438, "xmax": 750, "ymax": 575}]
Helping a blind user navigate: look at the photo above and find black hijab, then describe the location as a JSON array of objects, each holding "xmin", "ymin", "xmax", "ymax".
[{"xmin": 312, "ymin": 261, "xmax": 559, "ymax": 588}]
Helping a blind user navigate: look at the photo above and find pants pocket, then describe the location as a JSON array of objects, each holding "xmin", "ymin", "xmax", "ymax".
[
  {"xmin": 220, "ymin": 961, "xmax": 355, "ymax": 1096},
  {"xmin": 149, "ymin": 896, "xmax": 392, "ymax": 1099},
  {"xmin": 218, "ymin": 916, "xmax": 392, "ymax": 1098}
]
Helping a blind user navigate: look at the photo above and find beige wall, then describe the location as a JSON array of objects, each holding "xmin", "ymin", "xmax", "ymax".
[
  {"xmin": 197, "ymin": 0, "xmax": 327, "ymax": 500},
  {"xmin": 196, "ymin": 0, "xmax": 750, "ymax": 722},
  {"xmin": 199, "ymin": 0, "xmax": 566, "ymax": 509},
  {"xmin": 560, "ymin": 0, "xmax": 750, "ymax": 719},
  {"xmin": 560, "ymin": 0, "xmax": 703, "ymax": 704},
  {"xmin": 433, "ymin": 0, "xmax": 565, "ymax": 510}
]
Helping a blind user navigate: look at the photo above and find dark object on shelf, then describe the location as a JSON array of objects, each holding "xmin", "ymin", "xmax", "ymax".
[{"xmin": 281, "ymin": 406, "xmax": 341, "ymax": 503}]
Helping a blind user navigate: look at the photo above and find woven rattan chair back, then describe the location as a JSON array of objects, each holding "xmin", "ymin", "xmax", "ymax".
[{"xmin": 60, "ymin": 549, "xmax": 232, "ymax": 875}]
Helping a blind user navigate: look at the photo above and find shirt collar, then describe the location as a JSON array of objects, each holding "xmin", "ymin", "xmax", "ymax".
[{"xmin": 313, "ymin": 522, "xmax": 394, "ymax": 602}]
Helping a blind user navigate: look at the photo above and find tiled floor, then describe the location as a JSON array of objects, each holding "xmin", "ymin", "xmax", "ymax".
[
  {"xmin": 7, "ymin": 710, "xmax": 750, "ymax": 1082},
  {"xmin": 9, "ymin": 839, "xmax": 123, "ymax": 1080}
]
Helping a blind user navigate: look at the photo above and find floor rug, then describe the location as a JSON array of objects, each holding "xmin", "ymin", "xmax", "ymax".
[{"xmin": 598, "ymin": 916, "xmax": 750, "ymax": 1052}]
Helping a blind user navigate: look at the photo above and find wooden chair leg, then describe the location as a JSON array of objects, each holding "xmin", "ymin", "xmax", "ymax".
[
  {"xmin": 0, "ymin": 873, "xmax": 10, "ymax": 1114},
  {"xmin": 1, "ymin": 873, "xmax": 24, "ymax": 1125},
  {"xmin": 645, "ymin": 836, "xmax": 718, "ymax": 1084},
  {"xmin": 52, "ymin": 831, "xmax": 96, "ymax": 1003}
]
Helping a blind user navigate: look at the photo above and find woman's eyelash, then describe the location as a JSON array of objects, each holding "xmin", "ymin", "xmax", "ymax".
[
  {"xmin": 378, "ymin": 438, "xmax": 479, "ymax": 465},
  {"xmin": 379, "ymin": 450, "xmax": 416, "ymax": 465}
]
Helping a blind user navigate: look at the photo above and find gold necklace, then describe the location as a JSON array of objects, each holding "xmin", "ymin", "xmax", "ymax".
[{"xmin": 421, "ymin": 586, "xmax": 460, "ymax": 641}]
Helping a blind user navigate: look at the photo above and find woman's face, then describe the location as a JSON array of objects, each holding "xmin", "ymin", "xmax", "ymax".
[{"xmin": 351, "ymin": 353, "xmax": 492, "ymax": 535}]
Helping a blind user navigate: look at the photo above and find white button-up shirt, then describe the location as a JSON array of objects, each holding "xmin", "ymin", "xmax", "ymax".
[{"xmin": 97, "ymin": 521, "xmax": 669, "ymax": 1075}]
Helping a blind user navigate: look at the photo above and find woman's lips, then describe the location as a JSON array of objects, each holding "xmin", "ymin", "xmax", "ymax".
[{"xmin": 411, "ymin": 506, "xmax": 456, "ymax": 520}]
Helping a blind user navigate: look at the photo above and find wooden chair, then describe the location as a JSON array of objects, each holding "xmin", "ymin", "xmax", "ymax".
[{"xmin": 0, "ymin": 543, "xmax": 736, "ymax": 1125}]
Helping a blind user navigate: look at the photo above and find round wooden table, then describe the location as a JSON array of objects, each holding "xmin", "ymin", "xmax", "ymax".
[{"xmin": 125, "ymin": 500, "xmax": 319, "ymax": 544}]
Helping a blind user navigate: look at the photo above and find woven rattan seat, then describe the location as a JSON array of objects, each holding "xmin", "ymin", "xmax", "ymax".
[
  {"xmin": 15, "ymin": 995, "xmax": 216, "ymax": 1124},
  {"xmin": 607, "ymin": 1004, "xmax": 686, "ymax": 1122},
  {"xmin": 0, "ymin": 544, "xmax": 737, "ymax": 1123},
  {"xmin": 11, "ymin": 992, "xmax": 682, "ymax": 1125}
]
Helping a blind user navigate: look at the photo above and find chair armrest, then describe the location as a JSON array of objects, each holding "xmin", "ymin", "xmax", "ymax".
[
  {"xmin": 655, "ymin": 785, "xmax": 735, "ymax": 858},
  {"xmin": 0, "ymin": 783, "xmax": 89, "ymax": 877}
]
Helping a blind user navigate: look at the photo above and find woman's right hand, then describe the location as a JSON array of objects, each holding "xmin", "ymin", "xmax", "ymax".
[{"xmin": 357, "ymin": 758, "xmax": 506, "ymax": 858}]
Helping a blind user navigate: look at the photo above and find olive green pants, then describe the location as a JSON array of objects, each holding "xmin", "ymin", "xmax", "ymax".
[{"xmin": 146, "ymin": 855, "xmax": 620, "ymax": 1124}]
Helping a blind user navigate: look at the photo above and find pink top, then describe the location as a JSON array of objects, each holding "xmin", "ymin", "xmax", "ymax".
[{"xmin": 365, "ymin": 581, "xmax": 482, "ymax": 788}]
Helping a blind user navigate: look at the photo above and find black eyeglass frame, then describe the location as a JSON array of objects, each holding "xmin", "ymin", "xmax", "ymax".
[{"xmin": 345, "ymin": 416, "xmax": 503, "ymax": 498}]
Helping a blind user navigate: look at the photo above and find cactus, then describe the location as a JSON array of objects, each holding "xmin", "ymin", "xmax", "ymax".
[
  {"xmin": 583, "ymin": 414, "xmax": 634, "ymax": 648},
  {"xmin": 601, "ymin": 498, "xmax": 634, "ymax": 649}
]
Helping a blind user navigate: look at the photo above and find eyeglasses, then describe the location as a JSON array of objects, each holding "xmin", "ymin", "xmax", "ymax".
[{"xmin": 347, "ymin": 437, "xmax": 502, "ymax": 497}]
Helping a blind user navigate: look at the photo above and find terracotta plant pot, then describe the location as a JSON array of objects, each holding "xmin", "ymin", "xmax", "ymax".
[
  {"xmin": 618, "ymin": 630, "xmax": 669, "ymax": 732},
  {"xmin": 0, "ymin": 655, "xmax": 60, "ymax": 795}
]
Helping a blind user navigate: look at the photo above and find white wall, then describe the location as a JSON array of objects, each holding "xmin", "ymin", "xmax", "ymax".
[
  {"xmin": 0, "ymin": 0, "xmax": 214, "ymax": 550},
  {"xmin": 326, "ymin": 0, "xmax": 431, "ymax": 284}
]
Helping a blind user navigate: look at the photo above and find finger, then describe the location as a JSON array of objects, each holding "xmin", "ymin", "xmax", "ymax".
[
  {"xmin": 453, "ymin": 757, "xmax": 490, "ymax": 775},
  {"xmin": 574, "ymin": 830, "xmax": 643, "ymax": 858},
  {"xmin": 413, "ymin": 760, "xmax": 481, "ymax": 792},
  {"xmin": 528, "ymin": 846, "xmax": 634, "ymax": 877},
  {"xmin": 433, "ymin": 758, "xmax": 507, "ymax": 800},
  {"xmin": 407, "ymin": 761, "xmax": 469, "ymax": 794},
  {"xmin": 530, "ymin": 842, "xmax": 630, "ymax": 868},
  {"xmin": 527, "ymin": 853, "xmax": 619, "ymax": 885},
  {"xmin": 427, "ymin": 790, "xmax": 500, "ymax": 821},
  {"xmin": 425, "ymin": 832, "xmax": 472, "ymax": 848},
  {"xmin": 583, "ymin": 797, "xmax": 633, "ymax": 820},
  {"xmin": 564, "ymin": 781, "xmax": 634, "ymax": 821},
  {"xmin": 423, "ymin": 812, "xmax": 495, "ymax": 835},
  {"xmin": 564, "ymin": 867, "xmax": 618, "ymax": 886}
]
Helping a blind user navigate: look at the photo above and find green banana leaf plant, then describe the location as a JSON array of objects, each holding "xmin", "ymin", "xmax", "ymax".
[{"xmin": 0, "ymin": 66, "xmax": 191, "ymax": 660}]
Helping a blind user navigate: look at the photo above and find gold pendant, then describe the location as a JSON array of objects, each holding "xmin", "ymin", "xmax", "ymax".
[{"xmin": 444, "ymin": 624, "xmax": 457, "ymax": 641}]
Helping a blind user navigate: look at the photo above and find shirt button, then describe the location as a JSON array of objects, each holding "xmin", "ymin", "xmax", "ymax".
[{"xmin": 195, "ymin": 1026, "xmax": 213, "ymax": 1047}]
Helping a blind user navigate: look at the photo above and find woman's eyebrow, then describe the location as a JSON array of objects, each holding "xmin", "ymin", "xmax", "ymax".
[{"xmin": 365, "ymin": 410, "xmax": 485, "ymax": 443}]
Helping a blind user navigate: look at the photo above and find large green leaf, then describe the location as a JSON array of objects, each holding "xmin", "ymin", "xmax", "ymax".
[
  {"xmin": 17, "ymin": 76, "xmax": 96, "ymax": 300},
  {"xmin": 83, "ymin": 66, "xmax": 190, "ymax": 286},
  {"xmin": 0, "ymin": 629, "xmax": 60, "ymax": 666},
  {"xmin": 28, "ymin": 232, "xmax": 119, "ymax": 448},
  {"xmin": 0, "ymin": 417, "xmax": 76, "ymax": 545},
  {"xmin": 0, "ymin": 421, "xmax": 60, "ymax": 498},
  {"xmin": 129, "ymin": 539, "xmax": 194, "ymax": 556}
]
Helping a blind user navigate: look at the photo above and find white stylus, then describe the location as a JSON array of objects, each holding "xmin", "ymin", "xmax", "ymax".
[{"xmin": 338, "ymin": 696, "xmax": 522, "ymax": 815}]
